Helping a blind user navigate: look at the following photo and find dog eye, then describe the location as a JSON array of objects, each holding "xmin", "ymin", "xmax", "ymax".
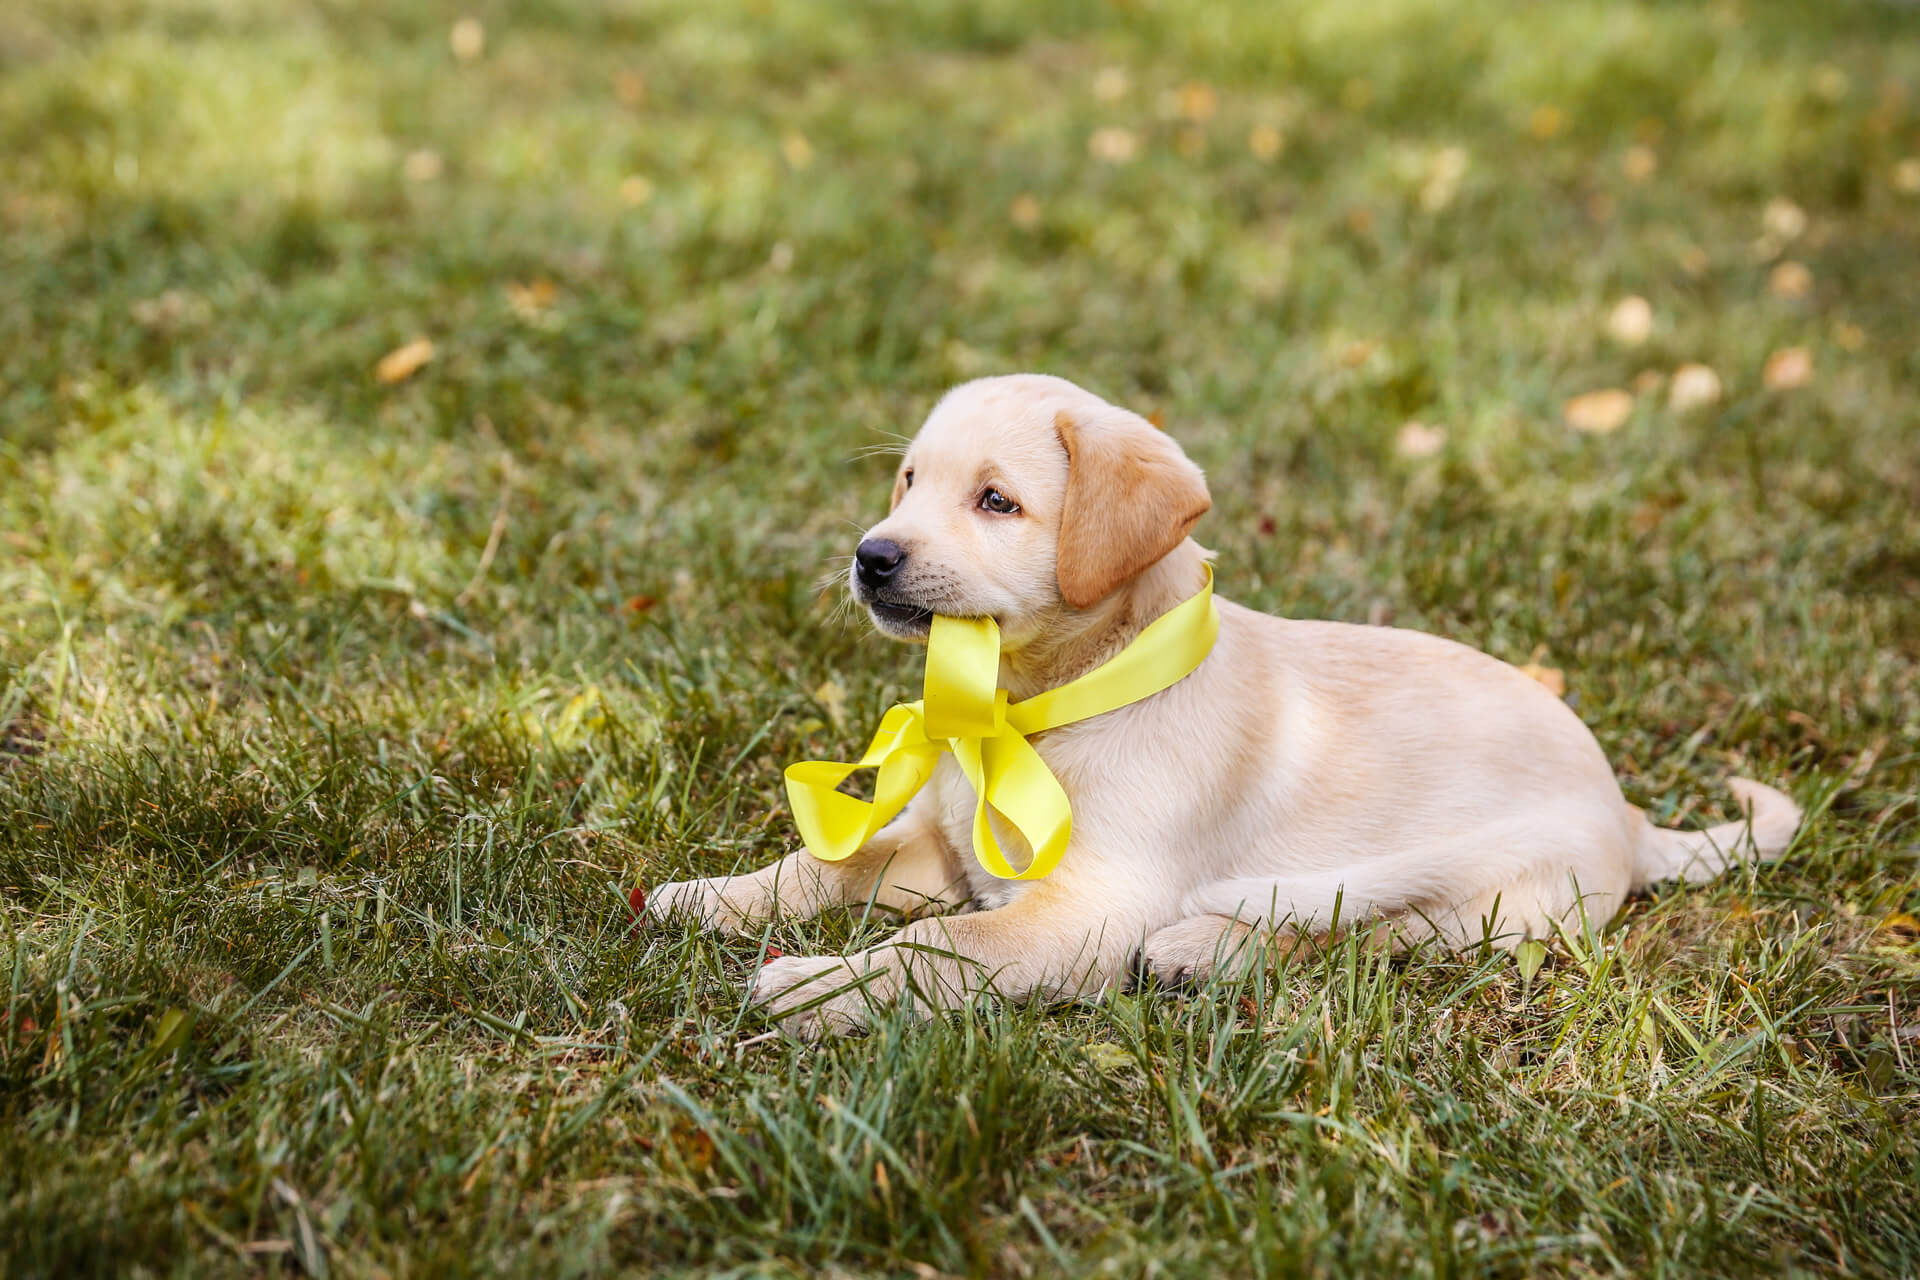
[
  {"xmin": 978, "ymin": 487, "xmax": 1019, "ymax": 515},
  {"xmin": 902, "ymin": 468, "xmax": 913, "ymax": 489}
]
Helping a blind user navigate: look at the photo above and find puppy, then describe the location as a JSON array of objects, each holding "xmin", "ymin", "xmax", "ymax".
[{"xmin": 648, "ymin": 374, "xmax": 1800, "ymax": 1036}]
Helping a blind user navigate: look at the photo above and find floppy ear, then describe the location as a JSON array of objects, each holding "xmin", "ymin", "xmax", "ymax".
[{"xmin": 1054, "ymin": 409, "xmax": 1211, "ymax": 609}]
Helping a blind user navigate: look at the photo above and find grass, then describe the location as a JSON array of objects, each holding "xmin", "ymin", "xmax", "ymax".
[{"xmin": 2, "ymin": 0, "xmax": 1918, "ymax": 1273}]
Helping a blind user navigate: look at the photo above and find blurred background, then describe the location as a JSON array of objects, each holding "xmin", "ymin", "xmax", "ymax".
[{"xmin": 3, "ymin": 2, "xmax": 1918, "ymax": 1273}]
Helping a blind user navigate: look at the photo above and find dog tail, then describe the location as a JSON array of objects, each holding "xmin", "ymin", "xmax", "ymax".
[{"xmin": 1630, "ymin": 777, "xmax": 1800, "ymax": 889}]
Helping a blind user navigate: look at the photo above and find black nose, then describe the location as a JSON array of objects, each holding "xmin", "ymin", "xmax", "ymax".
[{"xmin": 855, "ymin": 538, "xmax": 907, "ymax": 590}]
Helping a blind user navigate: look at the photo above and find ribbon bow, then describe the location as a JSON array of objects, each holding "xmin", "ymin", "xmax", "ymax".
[{"xmin": 785, "ymin": 567, "xmax": 1218, "ymax": 880}]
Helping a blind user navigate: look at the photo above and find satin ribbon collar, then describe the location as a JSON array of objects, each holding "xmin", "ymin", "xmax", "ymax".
[{"xmin": 785, "ymin": 567, "xmax": 1218, "ymax": 880}]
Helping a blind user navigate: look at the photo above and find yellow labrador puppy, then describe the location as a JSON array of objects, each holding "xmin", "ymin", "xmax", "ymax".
[{"xmin": 647, "ymin": 374, "xmax": 1799, "ymax": 1035}]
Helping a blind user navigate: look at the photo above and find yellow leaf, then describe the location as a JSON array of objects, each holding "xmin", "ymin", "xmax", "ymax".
[
  {"xmin": 1878, "ymin": 913, "xmax": 1918, "ymax": 940},
  {"xmin": 1606, "ymin": 296, "xmax": 1653, "ymax": 346},
  {"xmin": 1769, "ymin": 261, "xmax": 1813, "ymax": 299},
  {"xmin": 619, "ymin": 175, "xmax": 655, "ymax": 207},
  {"xmin": 520, "ymin": 686, "xmax": 605, "ymax": 750},
  {"xmin": 813, "ymin": 679, "xmax": 848, "ymax": 731},
  {"xmin": 1396, "ymin": 421, "xmax": 1446, "ymax": 458},
  {"xmin": 506, "ymin": 279, "xmax": 557, "ymax": 319},
  {"xmin": 1519, "ymin": 662, "xmax": 1566, "ymax": 697},
  {"xmin": 1088, "ymin": 127, "xmax": 1139, "ymax": 164},
  {"xmin": 1178, "ymin": 82, "xmax": 1218, "ymax": 122},
  {"xmin": 375, "ymin": 338, "xmax": 434, "ymax": 384},
  {"xmin": 1563, "ymin": 388, "xmax": 1634, "ymax": 434},
  {"xmin": 403, "ymin": 149, "xmax": 443, "ymax": 183},
  {"xmin": 1668, "ymin": 363, "xmax": 1722, "ymax": 412},
  {"xmin": 1763, "ymin": 347, "xmax": 1814, "ymax": 391},
  {"xmin": 1763, "ymin": 197, "xmax": 1807, "ymax": 242},
  {"xmin": 1529, "ymin": 105, "xmax": 1565, "ymax": 139},
  {"xmin": 449, "ymin": 17, "xmax": 485, "ymax": 61},
  {"xmin": 1082, "ymin": 1042, "xmax": 1135, "ymax": 1072},
  {"xmin": 614, "ymin": 70, "xmax": 648, "ymax": 108}
]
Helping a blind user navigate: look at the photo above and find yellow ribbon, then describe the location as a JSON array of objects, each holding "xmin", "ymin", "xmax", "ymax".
[{"xmin": 785, "ymin": 567, "xmax": 1218, "ymax": 880}]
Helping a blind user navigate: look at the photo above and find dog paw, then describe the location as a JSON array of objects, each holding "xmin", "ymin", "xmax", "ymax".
[
  {"xmin": 1137, "ymin": 914, "xmax": 1259, "ymax": 988},
  {"xmin": 643, "ymin": 877, "xmax": 757, "ymax": 934},
  {"xmin": 748, "ymin": 954, "xmax": 880, "ymax": 1038}
]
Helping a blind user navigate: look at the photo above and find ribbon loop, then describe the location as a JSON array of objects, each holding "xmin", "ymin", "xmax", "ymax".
[{"xmin": 783, "ymin": 568, "xmax": 1217, "ymax": 880}]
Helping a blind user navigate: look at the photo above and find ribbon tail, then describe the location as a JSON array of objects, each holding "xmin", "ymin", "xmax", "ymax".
[
  {"xmin": 952, "ymin": 732, "xmax": 1072, "ymax": 881},
  {"xmin": 785, "ymin": 706, "xmax": 938, "ymax": 862}
]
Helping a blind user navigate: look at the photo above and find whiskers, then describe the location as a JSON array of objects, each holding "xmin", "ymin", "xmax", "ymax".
[
  {"xmin": 813, "ymin": 554, "xmax": 869, "ymax": 634},
  {"xmin": 847, "ymin": 428, "xmax": 911, "ymax": 466}
]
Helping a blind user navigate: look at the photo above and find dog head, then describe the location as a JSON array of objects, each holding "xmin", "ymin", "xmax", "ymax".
[{"xmin": 850, "ymin": 374, "xmax": 1211, "ymax": 651}]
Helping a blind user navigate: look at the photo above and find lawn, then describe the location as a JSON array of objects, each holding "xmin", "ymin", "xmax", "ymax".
[{"xmin": 3, "ymin": 0, "xmax": 1918, "ymax": 1273}]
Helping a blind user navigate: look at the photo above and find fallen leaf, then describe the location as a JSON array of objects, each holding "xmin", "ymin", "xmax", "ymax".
[
  {"xmin": 1178, "ymin": 82, "xmax": 1218, "ymax": 122},
  {"xmin": 622, "ymin": 594, "xmax": 657, "ymax": 615},
  {"xmin": 1563, "ymin": 388, "xmax": 1634, "ymax": 434},
  {"xmin": 506, "ymin": 278, "xmax": 557, "ymax": 319},
  {"xmin": 613, "ymin": 70, "xmax": 648, "ymax": 108},
  {"xmin": 1419, "ymin": 146, "xmax": 1469, "ymax": 213},
  {"xmin": 619, "ymin": 175, "xmax": 655, "ymax": 207},
  {"xmin": 1519, "ymin": 662, "xmax": 1566, "ymax": 697},
  {"xmin": 813, "ymin": 679, "xmax": 848, "ymax": 730},
  {"xmin": 1514, "ymin": 939, "xmax": 1548, "ymax": 982},
  {"xmin": 1088, "ymin": 127, "xmax": 1139, "ymax": 164},
  {"xmin": 1622, "ymin": 144, "xmax": 1658, "ymax": 183},
  {"xmin": 1881, "ymin": 913, "xmax": 1919, "ymax": 940},
  {"xmin": 1762, "ymin": 346, "xmax": 1814, "ymax": 391},
  {"xmin": 129, "ymin": 289, "xmax": 210, "ymax": 332},
  {"xmin": 1009, "ymin": 193, "xmax": 1041, "ymax": 228},
  {"xmin": 1668, "ymin": 363, "xmax": 1722, "ymax": 412},
  {"xmin": 375, "ymin": 338, "xmax": 434, "ymax": 384},
  {"xmin": 1082, "ymin": 1042, "xmax": 1135, "ymax": 1073},
  {"xmin": 148, "ymin": 1007, "xmax": 195, "ymax": 1055},
  {"xmin": 1763, "ymin": 197, "xmax": 1807, "ymax": 242},
  {"xmin": 1396, "ymin": 421, "xmax": 1447, "ymax": 458},
  {"xmin": 403, "ymin": 149, "xmax": 443, "ymax": 183},
  {"xmin": 449, "ymin": 17, "xmax": 485, "ymax": 61},
  {"xmin": 1606, "ymin": 296, "xmax": 1653, "ymax": 346},
  {"xmin": 1769, "ymin": 260, "xmax": 1813, "ymax": 299},
  {"xmin": 1092, "ymin": 67, "xmax": 1130, "ymax": 101},
  {"xmin": 627, "ymin": 883, "xmax": 647, "ymax": 922},
  {"xmin": 1248, "ymin": 124, "xmax": 1284, "ymax": 160},
  {"xmin": 519, "ymin": 686, "xmax": 605, "ymax": 750}
]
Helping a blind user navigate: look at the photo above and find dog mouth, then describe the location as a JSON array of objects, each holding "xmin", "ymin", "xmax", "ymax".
[{"xmin": 864, "ymin": 596, "xmax": 935, "ymax": 634}]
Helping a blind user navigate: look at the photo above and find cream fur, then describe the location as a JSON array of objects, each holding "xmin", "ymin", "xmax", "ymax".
[{"xmin": 645, "ymin": 374, "xmax": 1802, "ymax": 1037}]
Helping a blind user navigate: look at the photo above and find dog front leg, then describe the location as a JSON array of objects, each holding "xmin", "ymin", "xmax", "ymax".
[
  {"xmin": 749, "ymin": 878, "xmax": 1142, "ymax": 1036},
  {"xmin": 645, "ymin": 805, "xmax": 964, "ymax": 935}
]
